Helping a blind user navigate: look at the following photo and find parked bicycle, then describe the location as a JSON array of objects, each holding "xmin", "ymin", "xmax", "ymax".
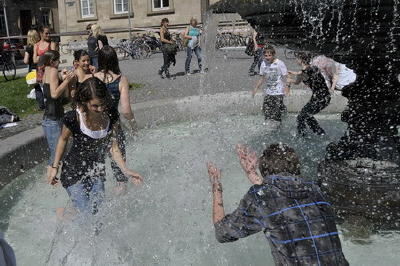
[
  {"xmin": 116, "ymin": 38, "xmax": 152, "ymax": 60},
  {"xmin": 0, "ymin": 51, "xmax": 16, "ymax": 81}
]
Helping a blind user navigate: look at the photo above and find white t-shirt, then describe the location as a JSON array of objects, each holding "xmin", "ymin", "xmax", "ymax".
[{"xmin": 259, "ymin": 59, "xmax": 288, "ymax": 95}]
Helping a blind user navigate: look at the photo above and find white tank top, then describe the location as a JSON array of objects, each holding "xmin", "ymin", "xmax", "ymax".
[{"xmin": 77, "ymin": 109, "xmax": 109, "ymax": 139}]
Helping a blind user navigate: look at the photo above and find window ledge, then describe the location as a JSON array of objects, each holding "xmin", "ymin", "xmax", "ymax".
[
  {"xmin": 77, "ymin": 17, "xmax": 98, "ymax": 22},
  {"xmin": 147, "ymin": 8, "xmax": 175, "ymax": 16},
  {"xmin": 110, "ymin": 12, "xmax": 134, "ymax": 19}
]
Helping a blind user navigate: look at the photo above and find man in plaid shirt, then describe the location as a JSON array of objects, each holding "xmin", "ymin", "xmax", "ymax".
[{"xmin": 207, "ymin": 143, "xmax": 348, "ymax": 266}]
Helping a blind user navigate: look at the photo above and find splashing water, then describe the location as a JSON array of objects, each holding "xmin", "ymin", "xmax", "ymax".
[{"xmin": 1, "ymin": 114, "xmax": 399, "ymax": 265}]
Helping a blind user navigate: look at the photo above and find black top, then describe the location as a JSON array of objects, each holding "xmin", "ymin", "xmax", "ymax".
[
  {"xmin": 60, "ymin": 108, "xmax": 120, "ymax": 188},
  {"xmin": 42, "ymin": 83, "xmax": 65, "ymax": 120},
  {"xmin": 25, "ymin": 45, "xmax": 36, "ymax": 70},
  {"xmin": 301, "ymin": 66, "xmax": 330, "ymax": 97},
  {"xmin": 255, "ymin": 32, "xmax": 266, "ymax": 46},
  {"xmin": 97, "ymin": 35, "xmax": 109, "ymax": 47},
  {"xmin": 214, "ymin": 175, "xmax": 349, "ymax": 266},
  {"xmin": 87, "ymin": 36, "xmax": 97, "ymax": 57}
]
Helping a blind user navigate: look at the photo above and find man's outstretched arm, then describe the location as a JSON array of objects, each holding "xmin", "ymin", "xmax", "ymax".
[{"xmin": 207, "ymin": 162, "xmax": 225, "ymax": 224}]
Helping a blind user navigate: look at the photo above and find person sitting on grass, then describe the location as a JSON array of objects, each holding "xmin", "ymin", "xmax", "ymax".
[{"xmin": 206, "ymin": 143, "xmax": 348, "ymax": 266}]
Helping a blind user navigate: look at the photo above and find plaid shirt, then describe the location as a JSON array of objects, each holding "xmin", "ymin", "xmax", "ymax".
[{"xmin": 214, "ymin": 175, "xmax": 349, "ymax": 266}]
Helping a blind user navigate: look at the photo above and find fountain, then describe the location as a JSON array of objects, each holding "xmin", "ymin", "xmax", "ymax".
[{"xmin": 211, "ymin": 0, "xmax": 400, "ymax": 229}]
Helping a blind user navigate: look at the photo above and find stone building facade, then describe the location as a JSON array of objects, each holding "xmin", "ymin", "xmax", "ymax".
[
  {"xmin": 57, "ymin": 0, "xmax": 243, "ymax": 41},
  {"xmin": 0, "ymin": 0, "xmax": 59, "ymax": 37}
]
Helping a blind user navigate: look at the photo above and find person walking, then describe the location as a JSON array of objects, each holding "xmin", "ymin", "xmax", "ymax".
[
  {"xmin": 158, "ymin": 18, "xmax": 175, "ymax": 79},
  {"xmin": 47, "ymin": 77, "xmax": 143, "ymax": 218},
  {"xmin": 249, "ymin": 29, "xmax": 267, "ymax": 76},
  {"xmin": 207, "ymin": 143, "xmax": 349, "ymax": 266},
  {"xmin": 183, "ymin": 18, "xmax": 202, "ymax": 75},
  {"xmin": 288, "ymin": 52, "xmax": 331, "ymax": 137},
  {"xmin": 42, "ymin": 50, "xmax": 75, "ymax": 174},
  {"xmin": 94, "ymin": 45, "xmax": 138, "ymax": 194}
]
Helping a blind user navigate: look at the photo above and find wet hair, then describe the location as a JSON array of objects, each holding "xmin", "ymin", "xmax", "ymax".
[
  {"xmin": 295, "ymin": 52, "xmax": 312, "ymax": 65},
  {"xmin": 27, "ymin": 29, "xmax": 40, "ymax": 46},
  {"xmin": 98, "ymin": 45, "xmax": 121, "ymax": 76},
  {"xmin": 258, "ymin": 143, "xmax": 301, "ymax": 177},
  {"xmin": 73, "ymin": 49, "xmax": 89, "ymax": 62},
  {"xmin": 74, "ymin": 77, "xmax": 113, "ymax": 111},
  {"xmin": 41, "ymin": 50, "xmax": 60, "ymax": 66},
  {"xmin": 264, "ymin": 45, "xmax": 276, "ymax": 56},
  {"xmin": 161, "ymin": 18, "xmax": 169, "ymax": 26}
]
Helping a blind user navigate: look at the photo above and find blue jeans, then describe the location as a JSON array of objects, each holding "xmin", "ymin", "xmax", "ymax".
[
  {"xmin": 66, "ymin": 178, "xmax": 105, "ymax": 215},
  {"xmin": 42, "ymin": 118, "xmax": 63, "ymax": 165},
  {"xmin": 249, "ymin": 48, "xmax": 264, "ymax": 73},
  {"xmin": 185, "ymin": 46, "xmax": 202, "ymax": 73}
]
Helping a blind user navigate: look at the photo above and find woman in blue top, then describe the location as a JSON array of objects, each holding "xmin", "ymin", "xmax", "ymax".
[{"xmin": 183, "ymin": 18, "xmax": 203, "ymax": 75}]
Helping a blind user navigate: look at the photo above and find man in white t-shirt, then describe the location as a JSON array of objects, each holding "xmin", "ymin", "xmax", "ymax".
[{"xmin": 252, "ymin": 46, "xmax": 289, "ymax": 123}]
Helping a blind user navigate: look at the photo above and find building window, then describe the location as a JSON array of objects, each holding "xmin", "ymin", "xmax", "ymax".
[
  {"xmin": 81, "ymin": 0, "xmax": 95, "ymax": 18},
  {"xmin": 114, "ymin": 0, "xmax": 129, "ymax": 14},
  {"xmin": 152, "ymin": 0, "xmax": 169, "ymax": 10},
  {"xmin": 0, "ymin": 13, "xmax": 5, "ymax": 33},
  {"xmin": 42, "ymin": 10, "xmax": 50, "ymax": 26}
]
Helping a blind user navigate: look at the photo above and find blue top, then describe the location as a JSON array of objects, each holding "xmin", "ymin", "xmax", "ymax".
[
  {"xmin": 105, "ymin": 76, "xmax": 122, "ymax": 110},
  {"xmin": 188, "ymin": 26, "xmax": 200, "ymax": 37}
]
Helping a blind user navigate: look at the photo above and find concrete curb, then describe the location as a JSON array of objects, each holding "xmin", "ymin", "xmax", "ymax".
[{"xmin": 0, "ymin": 90, "xmax": 347, "ymax": 189}]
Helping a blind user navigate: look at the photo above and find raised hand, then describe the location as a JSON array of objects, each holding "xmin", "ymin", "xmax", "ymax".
[{"xmin": 207, "ymin": 162, "xmax": 222, "ymax": 185}]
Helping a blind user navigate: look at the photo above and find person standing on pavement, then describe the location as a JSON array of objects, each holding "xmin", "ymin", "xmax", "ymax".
[
  {"xmin": 249, "ymin": 29, "xmax": 267, "ymax": 76},
  {"xmin": 158, "ymin": 18, "xmax": 175, "ymax": 79},
  {"xmin": 42, "ymin": 50, "xmax": 75, "ymax": 175},
  {"xmin": 95, "ymin": 45, "xmax": 139, "ymax": 195},
  {"xmin": 24, "ymin": 29, "xmax": 40, "ymax": 73},
  {"xmin": 89, "ymin": 24, "xmax": 109, "ymax": 69},
  {"xmin": 183, "ymin": 18, "xmax": 203, "ymax": 75},
  {"xmin": 33, "ymin": 26, "xmax": 58, "ymax": 110}
]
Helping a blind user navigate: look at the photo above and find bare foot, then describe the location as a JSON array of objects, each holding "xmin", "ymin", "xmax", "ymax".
[{"xmin": 114, "ymin": 182, "xmax": 128, "ymax": 196}]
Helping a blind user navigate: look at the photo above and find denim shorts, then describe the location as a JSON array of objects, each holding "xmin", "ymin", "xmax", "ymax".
[{"xmin": 66, "ymin": 178, "xmax": 105, "ymax": 216}]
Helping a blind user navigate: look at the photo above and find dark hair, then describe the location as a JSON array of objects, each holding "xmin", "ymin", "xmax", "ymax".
[
  {"xmin": 86, "ymin": 23, "xmax": 93, "ymax": 31},
  {"xmin": 264, "ymin": 45, "xmax": 276, "ymax": 56},
  {"xmin": 74, "ymin": 77, "xmax": 113, "ymax": 111},
  {"xmin": 258, "ymin": 143, "xmax": 301, "ymax": 177},
  {"xmin": 73, "ymin": 49, "xmax": 89, "ymax": 61},
  {"xmin": 41, "ymin": 50, "xmax": 60, "ymax": 66},
  {"xmin": 295, "ymin": 52, "xmax": 312, "ymax": 65},
  {"xmin": 38, "ymin": 25, "xmax": 50, "ymax": 33},
  {"xmin": 98, "ymin": 45, "xmax": 121, "ymax": 77},
  {"xmin": 161, "ymin": 18, "xmax": 169, "ymax": 26}
]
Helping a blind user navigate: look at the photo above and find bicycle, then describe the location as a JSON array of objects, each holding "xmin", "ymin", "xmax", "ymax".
[
  {"xmin": 0, "ymin": 51, "xmax": 16, "ymax": 81},
  {"xmin": 116, "ymin": 39, "xmax": 152, "ymax": 60}
]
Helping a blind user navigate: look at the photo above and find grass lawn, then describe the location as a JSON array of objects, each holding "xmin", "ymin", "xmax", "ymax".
[
  {"xmin": 0, "ymin": 77, "xmax": 38, "ymax": 117},
  {"xmin": 129, "ymin": 83, "xmax": 145, "ymax": 90},
  {"xmin": 0, "ymin": 78, "xmax": 145, "ymax": 117}
]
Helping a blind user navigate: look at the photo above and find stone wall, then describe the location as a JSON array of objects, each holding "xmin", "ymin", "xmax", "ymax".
[{"xmin": 1, "ymin": 0, "xmax": 59, "ymax": 37}]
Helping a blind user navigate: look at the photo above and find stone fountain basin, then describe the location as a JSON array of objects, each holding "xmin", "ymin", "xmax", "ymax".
[{"xmin": 0, "ymin": 90, "xmax": 347, "ymax": 189}]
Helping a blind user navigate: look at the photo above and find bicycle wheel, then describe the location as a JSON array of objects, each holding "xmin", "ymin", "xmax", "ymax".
[
  {"xmin": 3, "ymin": 61, "xmax": 16, "ymax": 81},
  {"xmin": 141, "ymin": 43, "xmax": 152, "ymax": 58}
]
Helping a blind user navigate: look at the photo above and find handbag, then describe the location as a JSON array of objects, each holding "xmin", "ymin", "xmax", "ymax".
[{"xmin": 164, "ymin": 43, "xmax": 178, "ymax": 54}]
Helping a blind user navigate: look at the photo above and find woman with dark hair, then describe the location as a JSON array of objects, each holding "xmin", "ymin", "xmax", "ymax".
[
  {"xmin": 94, "ymin": 45, "xmax": 138, "ymax": 194},
  {"xmin": 73, "ymin": 49, "xmax": 96, "ymax": 85},
  {"xmin": 48, "ymin": 77, "xmax": 143, "ymax": 217},
  {"xmin": 288, "ymin": 52, "xmax": 331, "ymax": 137},
  {"xmin": 158, "ymin": 18, "xmax": 175, "ymax": 79},
  {"xmin": 42, "ymin": 50, "xmax": 75, "ymax": 172}
]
